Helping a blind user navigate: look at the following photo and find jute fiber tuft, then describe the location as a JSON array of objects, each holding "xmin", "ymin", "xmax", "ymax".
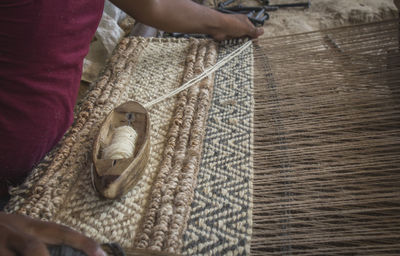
[{"xmin": 5, "ymin": 37, "xmax": 217, "ymax": 253}]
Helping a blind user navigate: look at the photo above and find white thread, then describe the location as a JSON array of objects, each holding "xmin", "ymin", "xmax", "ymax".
[
  {"xmin": 143, "ymin": 40, "xmax": 252, "ymax": 108},
  {"xmin": 103, "ymin": 126, "xmax": 137, "ymax": 159}
]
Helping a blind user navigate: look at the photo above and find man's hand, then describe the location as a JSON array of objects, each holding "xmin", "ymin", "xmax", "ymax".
[
  {"xmin": 0, "ymin": 213, "xmax": 106, "ymax": 256},
  {"xmin": 209, "ymin": 13, "xmax": 264, "ymax": 41},
  {"xmin": 111, "ymin": 0, "xmax": 264, "ymax": 41}
]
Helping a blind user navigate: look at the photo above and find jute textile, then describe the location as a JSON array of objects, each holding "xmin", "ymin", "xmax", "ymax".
[
  {"xmin": 183, "ymin": 41, "xmax": 254, "ymax": 255},
  {"xmin": 5, "ymin": 37, "xmax": 218, "ymax": 254}
]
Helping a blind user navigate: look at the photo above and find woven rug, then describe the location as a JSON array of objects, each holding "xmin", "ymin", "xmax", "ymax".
[
  {"xmin": 5, "ymin": 37, "xmax": 219, "ymax": 253},
  {"xmin": 182, "ymin": 42, "xmax": 254, "ymax": 255}
]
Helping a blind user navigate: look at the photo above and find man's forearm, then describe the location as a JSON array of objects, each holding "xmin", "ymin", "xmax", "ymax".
[
  {"xmin": 111, "ymin": 0, "xmax": 227, "ymax": 35},
  {"xmin": 110, "ymin": 0, "xmax": 263, "ymax": 40}
]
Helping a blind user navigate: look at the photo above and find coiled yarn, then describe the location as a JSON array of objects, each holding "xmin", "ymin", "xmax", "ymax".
[{"xmin": 103, "ymin": 126, "xmax": 137, "ymax": 159}]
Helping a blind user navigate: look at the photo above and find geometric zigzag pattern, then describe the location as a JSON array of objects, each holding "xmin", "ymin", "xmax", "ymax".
[{"xmin": 182, "ymin": 42, "xmax": 254, "ymax": 255}]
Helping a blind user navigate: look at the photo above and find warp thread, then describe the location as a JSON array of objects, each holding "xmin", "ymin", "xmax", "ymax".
[{"xmin": 103, "ymin": 125, "xmax": 137, "ymax": 159}]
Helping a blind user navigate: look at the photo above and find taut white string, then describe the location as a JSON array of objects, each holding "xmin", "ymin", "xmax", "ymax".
[{"xmin": 143, "ymin": 40, "xmax": 252, "ymax": 109}]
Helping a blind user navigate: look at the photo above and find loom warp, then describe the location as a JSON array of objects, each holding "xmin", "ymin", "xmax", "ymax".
[{"xmin": 252, "ymin": 20, "xmax": 400, "ymax": 255}]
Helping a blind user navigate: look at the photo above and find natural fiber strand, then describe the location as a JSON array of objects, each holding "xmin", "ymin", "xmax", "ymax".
[{"xmin": 251, "ymin": 20, "xmax": 400, "ymax": 255}]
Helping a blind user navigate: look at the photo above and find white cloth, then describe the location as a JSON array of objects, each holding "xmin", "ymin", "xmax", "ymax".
[{"xmin": 82, "ymin": 1, "xmax": 129, "ymax": 83}]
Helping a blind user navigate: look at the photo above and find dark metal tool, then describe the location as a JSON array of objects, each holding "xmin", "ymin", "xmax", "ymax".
[
  {"xmin": 218, "ymin": 0, "xmax": 236, "ymax": 8},
  {"xmin": 269, "ymin": 0, "xmax": 311, "ymax": 9},
  {"xmin": 167, "ymin": 32, "xmax": 210, "ymax": 38},
  {"xmin": 215, "ymin": 0, "xmax": 310, "ymax": 28},
  {"xmin": 224, "ymin": 5, "xmax": 279, "ymax": 12},
  {"xmin": 255, "ymin": 9, "xmax": 265, "ymax": 19},
  {"xmin": 217, "ymin": 8, "xmax": 269, "ymax": 26},
  {"xmin": 48, "ymin": 244, "xmax": 88, "ymax": 256}
]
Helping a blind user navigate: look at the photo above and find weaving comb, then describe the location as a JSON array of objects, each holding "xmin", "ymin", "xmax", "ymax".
[{"xmin": 91, "ymin": 101, "xmax": 150, "ymax": 199}]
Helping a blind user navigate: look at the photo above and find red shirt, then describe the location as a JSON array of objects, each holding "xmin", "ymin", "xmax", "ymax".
[{"xmin": 0, "ymin": 0, "xmax": 104, "ymax": 195}]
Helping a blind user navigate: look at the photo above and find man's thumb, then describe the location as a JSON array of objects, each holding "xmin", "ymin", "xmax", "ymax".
[{"xmin": 251, "ymin": 27, "xmax": 264, "ymax": 38}]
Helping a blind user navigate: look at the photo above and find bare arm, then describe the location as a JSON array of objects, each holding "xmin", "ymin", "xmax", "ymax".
[{"xmin": 110, "ymin": 0, "xmax": 264, "ymax": 40}]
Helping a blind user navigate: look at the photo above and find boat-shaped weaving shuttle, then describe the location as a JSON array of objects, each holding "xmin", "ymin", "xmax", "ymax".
[{"xmin": 92, "ymin": 101, "xmax": 150, "ymax": 199}]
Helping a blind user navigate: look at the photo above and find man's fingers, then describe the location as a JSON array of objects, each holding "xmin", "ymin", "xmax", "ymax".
[
  {"xmin": 15, "ymin": 237, "xmax": 50, "ymax": 256},
  {"xmin": 244, "ymin": 17, "xmax": 264, "ymax": 38},
  {"xmin": 0, "ymin": 248, "xmax": 14, "ymax": 256},
  {"xmin": 237, "ymin": 14, "xmax": 264, "ymax": 39},
  {"xmin": 210, "ymin": 13, "xmax": 264, "ymax": 40},
  {"xmin": 0, "ymin": 223, "xmax": 49, "ymax": 256},
  {"xmin": 28, "ymin": 221, "xmax": 106, "ymax": 256},
  {"xmin": 252, "ymin": 27, "xmax": 264, "ymax": 38},
  {"xmin": 0, "ymin": 214, "xmax": 106, "ymax": 256}
]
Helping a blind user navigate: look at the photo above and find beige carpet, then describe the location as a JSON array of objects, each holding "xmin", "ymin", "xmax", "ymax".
[{"xmin": 6, "ymin": 37, "xmax": 217, "ymax": 254}]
